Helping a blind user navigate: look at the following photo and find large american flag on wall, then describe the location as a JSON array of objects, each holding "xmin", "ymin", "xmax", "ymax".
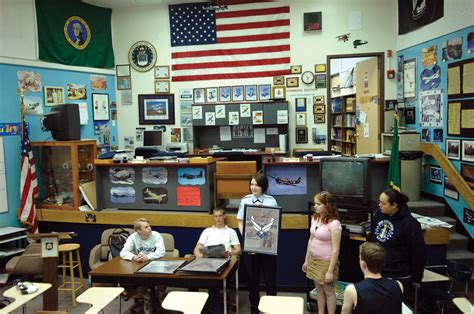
[
  {"xmin": 19, "ymin": 120, "xmax": 39, "ymax": 233},
  {"xmin": 169, "ymin": 1, "xmax": 291, "ymax": 81}
]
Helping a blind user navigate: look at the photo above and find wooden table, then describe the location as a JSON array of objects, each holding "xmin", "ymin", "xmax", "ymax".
[
  {"xmin": 162, "ymin": 291, "xmax": 209, "ymax": 313},
  {"xmin": 88, "ymin": 257, "xmax": 239, "ymax": 314},
  {"xmin": 76, "ymin": 287, "xmax": 124, "ymax": 314},
  {"xmin": 0, "ymin": 282, "xmax": 51, "ymax": 313}
]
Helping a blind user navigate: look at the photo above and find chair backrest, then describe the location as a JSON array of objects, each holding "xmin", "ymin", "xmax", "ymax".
[
  {"xmin": 161, "ymin": 232, "xmax": 179, "ymax": 257},
  {"xmin": 447, "ymin": 260, "xmax": 472, "ymax": 283}
]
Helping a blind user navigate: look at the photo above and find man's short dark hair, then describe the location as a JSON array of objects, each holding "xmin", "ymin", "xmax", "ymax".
[
  {"xmin": 213, "ymin": 207, "xmax": 225, "ymax": 215},
  {"xmin": 359, "ymin": 242, "xmax": 385, "ymax": 274}
]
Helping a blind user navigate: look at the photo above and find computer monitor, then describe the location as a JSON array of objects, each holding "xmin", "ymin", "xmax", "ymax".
[
  {"xmin": 42, "ymin": 103, "xmax": 80, "ymax": 141},
  {"xmin": 319, "ymin": 157, "xmax": 372, "ymax": 207},
  {"xmin": 143, "ymin": 130, "xmax": 163, "ymax": 148}
]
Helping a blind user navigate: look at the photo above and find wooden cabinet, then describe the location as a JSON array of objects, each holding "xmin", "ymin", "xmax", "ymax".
[
  {"xmin": 329, "ymin": 94, "xmax": 357, "ymax": 155},
  {"xmin": 32, "ymin": 140, "xmax": 97, "ymax": 210}
]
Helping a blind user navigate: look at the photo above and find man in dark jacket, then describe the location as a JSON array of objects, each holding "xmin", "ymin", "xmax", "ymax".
[{"xmin": 371, "ymin": 188, "xmax": 426, "ymax": 304}]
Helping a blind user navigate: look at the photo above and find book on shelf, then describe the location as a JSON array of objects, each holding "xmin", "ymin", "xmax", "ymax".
[{"xmin": 135, "ymin": 259, "xmax": 187, "ymax": 274}]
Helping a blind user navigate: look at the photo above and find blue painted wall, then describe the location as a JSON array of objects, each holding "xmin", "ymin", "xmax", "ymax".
[
  {"xmin": 0, "ymin": 63, "xmax": 118, "ymax": 228},
  {"xmin": 397, "ymin": 25, "xmax": 474, "ymax": 237}
]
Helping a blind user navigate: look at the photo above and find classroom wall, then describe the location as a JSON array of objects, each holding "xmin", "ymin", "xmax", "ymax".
[{"xmin": 397, "ymin": 25, "xmax": 474, "ymax": 237}]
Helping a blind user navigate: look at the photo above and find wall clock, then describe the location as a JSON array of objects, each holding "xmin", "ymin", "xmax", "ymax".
[
  {"xmin": 301, "ymin": 71, "xmax": 315, "ymax": 84},
  {"xmin": 128, "ymin": 41, "xmax": 157, "ymax": 72}
]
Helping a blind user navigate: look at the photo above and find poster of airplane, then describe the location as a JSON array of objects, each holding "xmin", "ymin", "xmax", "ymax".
[
  {"xmin": 266, "ymin": 165, "xmax": 307, "ymax": 195},
  {"xmin": 109, "ymin": 167, "xmax": 135, "ymax": 184},
  {"xmin": 177, "ymin": 167, "xmax": 206, "ymax": 185},
  {"xmin": 110, "ymin": 186, "xmax": 135, "ymax": 203},
  {"xmin": 142, "ymin": 167, "xmax": 168, "ymax": 185},
  {"xmin": 142, "ymin": 187, "xmax": 168, "ymax": 204}
]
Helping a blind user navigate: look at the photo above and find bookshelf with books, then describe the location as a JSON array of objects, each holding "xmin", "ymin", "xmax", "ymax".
[{"xmin": 330, "ymin": 93, "xmax": 357, "ymax": 155}]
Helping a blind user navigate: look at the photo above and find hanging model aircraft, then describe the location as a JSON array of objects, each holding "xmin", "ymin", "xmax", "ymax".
[
  {"xmin": 353, "ymin": 39, "xmax": 368, "ymax": 48},
  {"xmin": 336, "ymin": 33, "xmax": 351, "ymax": 42}
]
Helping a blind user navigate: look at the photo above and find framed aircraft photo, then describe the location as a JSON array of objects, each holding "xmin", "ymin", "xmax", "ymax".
[{"xmin": 242, "ymin": 204, "xmax": 282, "ymax": 255}]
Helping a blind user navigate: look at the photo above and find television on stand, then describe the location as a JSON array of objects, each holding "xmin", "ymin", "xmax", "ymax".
[
  {"xmin": 42, "ymin": 103, "xmax": 80, "ymax": 141},
  {"xmin": 319, "ymin": 157, "xmax": 372, "ymax": 209}
]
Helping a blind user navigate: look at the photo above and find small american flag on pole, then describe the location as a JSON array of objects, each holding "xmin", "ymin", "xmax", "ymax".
[
  {"xmin": 19, "ymin": 120, "xmax": 39, "ymax": 233},
  {"xmin": 169, "ymin": 1, "xmax": 291, "ymax": 81}
]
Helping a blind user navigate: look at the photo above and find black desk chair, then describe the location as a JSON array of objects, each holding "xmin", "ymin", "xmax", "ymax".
[{"xmin": 420, "ymin": 261, "xmax": 473, "ymax": 313}]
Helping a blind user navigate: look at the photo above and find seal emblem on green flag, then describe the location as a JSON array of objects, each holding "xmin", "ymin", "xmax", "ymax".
[{"xmin": 64, "ymin": 16, "xmax": 91, "ymax": 50}]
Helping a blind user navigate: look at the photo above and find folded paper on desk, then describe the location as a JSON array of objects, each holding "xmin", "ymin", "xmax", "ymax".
[
  {"xmin": 79, "ymin": 181, "xmax": 97, "ymax": 210},
  {"xmin": 135, "ymin": 260, "xmax": 186, "ymax": 274},
  {"xmin": 179, "ymin": 258, "xmax": 230, "ymax": 274}
]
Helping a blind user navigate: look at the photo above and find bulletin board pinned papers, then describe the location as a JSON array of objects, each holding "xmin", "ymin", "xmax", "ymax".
[{"xmin": 177, "ymin": 186, "xmax": 201, "ymax": 206}]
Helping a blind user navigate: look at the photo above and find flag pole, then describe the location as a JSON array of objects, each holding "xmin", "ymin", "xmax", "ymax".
[{"xmin": 19, "ymin": 88, "xmax": 25, "ymax": 142}]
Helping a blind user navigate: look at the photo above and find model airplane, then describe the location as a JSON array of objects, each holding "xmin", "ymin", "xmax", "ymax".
[
  {"xmin": 143, "ymin": 188, "xmax": 166, "ymax": 203},
  {"xmin": 251, "ymin": 216, "xmax": 274, "ymax": 238},
  {"xmin": 336, "ymin": 33, "xmax": 351, "ymax": 42},
  {"xmin": 353, "ymin": 39, "xmax": 368, "ymax": 48},
  {"xmin": 180, "ymin": 170, "xmax": 203, "ymax": 179},
  {"xmin": 269, "ymin": 175, "xmax": 302, "ymax": 186}
]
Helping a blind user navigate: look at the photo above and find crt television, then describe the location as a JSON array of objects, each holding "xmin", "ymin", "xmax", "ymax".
[
  {"xmin": 42, "ymin": 103, "xmax": 80, "ymax": 141},
  {"xmin": 319, "ymin": 157, "xmax": 372, "ymax": 206}
]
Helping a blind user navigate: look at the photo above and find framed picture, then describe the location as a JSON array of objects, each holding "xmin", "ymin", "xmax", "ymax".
[
  {"xmin": 206, "ymin": 87, "xmax": 218, "ymax": 103},
  {"xmin": 44, "ymin": 86, "xmax": 65, "ymax": 106},
  {"xmin": 314, "ymin": 95, "xmax": 325, "ymax": 104},
  {"xmin": 272, "ymin": 86, "xmax": 286, "ymax": 99},
  {"xmin": 138, "ymin": 93, "xmax": 175, "ymax": 125},
  {"xmin": 315, "ymin": 74, "xmax": 327, "ymax": 88},
  {"xmin": 446, "ymin": 139, "xmax": 461, "ymax": 160},
  {"xmin": 273, "ymin": 76, "xmax": 284, "ymax": 85},
  {"xmin": 193, "ymin": 88, "xmax": 205, "ymax": 104},
  {"xmin": 117, "ymin": 77, "xmax": 131, "ymax": 90},
  {"xmin": 296, "ymin": 113, "xmax": 307, "ymax": 126},
  {"xmin": 314, "ymin": 114, "xmax": 325, "ymax": 123},
  {"xmin": 462, "ymin": 140, "xmax": 474, "ymax": 162},
  {"xmin": 232, "ymin": 86, "xmax": 244, "ymax": 102},
  {"xmin": 295, "ymin": 98, "xmax": 307, "ymax": 112},
  {"xmin": 245, "ymin": 85, "xmax": 258, "ymax": 101},
  {"xmin": 92, "ymin": 93, "xmax": 110, "ymax": 121},
  {"xmin": 242, "ymin": 204, "xmax": 282, "ymax": 255},
  {"xmin": 154, "ymin": 80, "xmax": 170, "ymax": 93},
  {"xmin": 219, "ymin": 86, "xmax": 231, "ymax": 102},
  {"xmin": 429, "ymin": 165, "xmax": 442, "ymax": 184},
  {"xmin": 403, "ymin": 58, "xmax": 416, "ymax": 99},
  {"xmin": 405, "ymin": 107, "xmax": 416, "ymax": 124},
  {"xmin": 444, "ymin": 176, "xmax": 459, "ymax": 200},
  {"xmin": 461, "ymin": 163, "xmax": 474, "ymax": 189},
  {"xmin": 286, "ymin": 77, "xmax": 299, "ymax": 88},
  {"xmin": 258, "ymin": 84, "xmax": 271, "ymax": 101},
  {"xmin": 116, "ymin": 64, "xmax": 131, "ymax": 77},
  {"xmin": 154, "ymin": 65, "xmax": 170, "ymax": 79},
  {"xmin": 296, "ymin": 127, "xmax": 308, "ymax": 143},
  {"xmin": 290, "ymin": 65, "xmax": 302, "ymax": 74},
  {"xmin": 314, "ymin": 64, "xmax": 326, "ymax": 73},
  {"xmin": 313, "ymin": 104, "xmax": 325, "ymax": 114}
]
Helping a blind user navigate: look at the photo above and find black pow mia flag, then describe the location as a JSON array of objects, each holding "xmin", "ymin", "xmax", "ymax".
[{"xmin": 398, "ymin": 0, "xmax": 444, "ymax": 35}]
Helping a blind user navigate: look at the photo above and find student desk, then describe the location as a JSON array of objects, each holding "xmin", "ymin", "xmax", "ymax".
[
  {"xmin": 0, "ymin": 282, "xmax": 51, "ymax": 313},
  {"xmin": 76, "ymin": 287, "xmax": 124, "ymax": 314},
  {"xmin": 88, "ymin": 256, "xmax": 239, "ymax": 314},
  {"xmin": 453, "ymin": 297, "xmax": 473, "ymax": 313}
]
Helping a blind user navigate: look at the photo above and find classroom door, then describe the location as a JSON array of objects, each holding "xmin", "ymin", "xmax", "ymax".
[{"xmin": 355, "ymin": 57, "xmax": 381, "ymax": 154}]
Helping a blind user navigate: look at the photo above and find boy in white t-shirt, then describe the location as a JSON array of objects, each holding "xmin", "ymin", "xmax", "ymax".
[{"xmin": 193, "ymin": 208, "xmax": 241, "ymax": 258}]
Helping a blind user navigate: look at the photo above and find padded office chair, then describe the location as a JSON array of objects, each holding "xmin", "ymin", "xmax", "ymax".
[
  {"xmin": 214, "ymin": 161, "xmax": 257, "ymax": 208},
  {"xmin": 421, "ymin": 261, "xmax": 473, "ymax": 313},
  {"xmin": 5, "ymin": 243, "xmax": 43, "ymax": 279},
  {"xmin": 88, "ymin": 228, "xmax": 179, "ymax": 270}
]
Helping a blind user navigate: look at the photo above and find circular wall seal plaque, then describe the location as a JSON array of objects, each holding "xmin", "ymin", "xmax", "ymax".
[{"xmin": 128, "ymin": 41, "xmax": 157, "ymax": 72}]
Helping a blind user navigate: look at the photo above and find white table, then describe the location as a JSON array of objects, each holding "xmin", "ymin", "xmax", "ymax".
[
  {"xmin": 0, "ymin": 282, "xmax": 51, "ymax": 314},
  {"xmin": 162, "ymin": 291, "xmax": 209, "ymax": 314},
  {"xmin": 453, "ymin": 297, "xmax": 473, "ymax": 314},
  {"xmin": 258, "ymin": 295, "xmax": 304, "ymax": 314},
  {"xmin": 76, "ymin": 287, "xmax": 124, "ymax": 314}
]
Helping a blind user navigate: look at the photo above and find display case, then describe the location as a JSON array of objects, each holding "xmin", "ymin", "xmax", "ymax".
[{"xmin": 32, "ymin": 140, "xmax": 97, "ymax": 210}]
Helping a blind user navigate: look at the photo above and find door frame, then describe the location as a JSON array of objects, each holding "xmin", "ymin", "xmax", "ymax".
[{"xmin": 326, "ymin": 52, "xmax": 385, "ymax": 152}]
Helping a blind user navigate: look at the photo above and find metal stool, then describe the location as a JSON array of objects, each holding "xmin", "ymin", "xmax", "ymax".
[{"xmin": 58, "ymin": 243, "xmax": 85, "ymax": 307}]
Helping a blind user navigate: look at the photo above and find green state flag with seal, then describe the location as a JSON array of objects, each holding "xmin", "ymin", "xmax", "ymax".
[
  {"xmin": 36, "ymin": 0, "xmax": 115, "ymax": 68},
  {"xmin": 387, "ymin": 114, "xmax": 401, "ymax": 191}
]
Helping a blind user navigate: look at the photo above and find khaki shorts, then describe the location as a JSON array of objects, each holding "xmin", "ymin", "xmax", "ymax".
[{"xmin": 306, "ymin": 257, "xmax": 339, "ymax": 285}]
